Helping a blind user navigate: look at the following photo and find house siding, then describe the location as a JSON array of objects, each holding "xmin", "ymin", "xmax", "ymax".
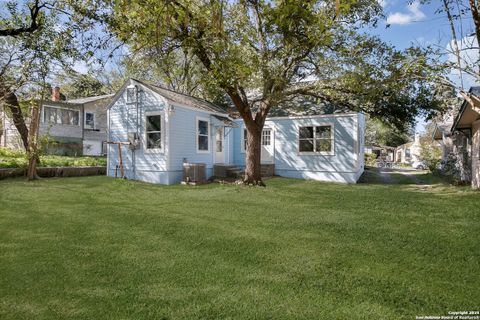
[
  {"xmin": 107, "ymin": 86, "xmax": 169, "ymax": 184},
  {"xmin": 233, "ymin": 113, "xmax": 364, "ymax": 183},
  {"xmin": 83, "ymin": 98, "xmax": 110, "ymax": 155},
  {"xmin": 168, "ymin": 106, "xmax": 231, "ymax": 184}
]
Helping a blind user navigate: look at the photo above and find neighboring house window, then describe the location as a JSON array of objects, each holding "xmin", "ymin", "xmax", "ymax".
[
  {"xmin": 405, "ymin": 148, "xmax": 411, "ymax": 158},
  {"xmin": 43, "ymin": 106, "xmax": 79, "ymax": 126},
  {"xmin": 85, "ymin": 112, "xmax": 95, "ymax": 129},
  {"xmin": 197, "ymin": 118, "xmax": 210, "ymax": 152},
  {"xmin": 146, "ymin": 114, "xmax": 162, "ymax": 149},
  {"xmin": 298, "ymin": 125, "xmax": 333, "ymax": 153},
  {"xmin": 126, "ymin": 87, "xmax": 135, "ymax": 103}
]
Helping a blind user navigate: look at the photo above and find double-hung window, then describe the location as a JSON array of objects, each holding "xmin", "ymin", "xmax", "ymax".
[
  {"xmin": 146, "ymin": 114, "xmax": 162, "ymax": 150},
  {"xmin": 197, "ymin": 118, "xmax": 210, "ymax": 152},
  {"xmin": 298, "ymin": 125, "xmax": 333, "ymax": 154}
]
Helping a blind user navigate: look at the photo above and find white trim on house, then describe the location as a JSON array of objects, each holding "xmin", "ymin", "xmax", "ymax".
[
  {"xmin": 297, "ymin": 122, "xmax": 335, "ymax": 156},
  {"xmin": 196, "ymin": 116, "xmax": 210, "ymax": 154},
  {"xmin": 144, "ymin": 111, "xmax": 165, "ymax": 154},
  {"xmin": 241, "ymin": 125, "xmax": 246, "ymax": 153},
  {"xmin": 266, "ymin": 113, "xmax": 358, "ymax": 121}
]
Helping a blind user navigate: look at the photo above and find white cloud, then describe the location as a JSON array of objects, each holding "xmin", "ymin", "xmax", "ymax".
[{"xmin": 386, "ymin": 1, "xmax": 426, "ymax": 25}]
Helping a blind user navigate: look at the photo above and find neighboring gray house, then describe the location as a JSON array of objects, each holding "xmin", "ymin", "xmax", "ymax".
[
  {"xmin": 1, "ymin": 87, "xmax": 112, "ymax": 156},
  {"xmin": 107, "ymin": 79, "xmax": 365, "ymax": 184}
]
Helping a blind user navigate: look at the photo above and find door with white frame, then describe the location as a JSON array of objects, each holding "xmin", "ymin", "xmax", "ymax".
[
  {"xmin": 261, "ymin": 128, "xmax": 273, "ymax": 163},
  {"xmin": 215, "ymin": 127, "xmax": 225, "ymax": 163}
]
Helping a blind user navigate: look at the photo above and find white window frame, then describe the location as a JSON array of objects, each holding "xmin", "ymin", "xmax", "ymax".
[
  {"xmin": 298, "ymin": 123, "xmax": 334, "ymax": 155},
  {"xmin": 84, "ymin": 111, "xmax": 95, "ymax": 130},
  {"xmin": 196, "ymin": 116, "xmax": 210, "ymax": 153},
  {"xmin": 262, "ymin": 128, "xmax": 272, "ymax": 146},
  {"xmin": 144, "ymin": 111, "xmax": 164, "ymax": 153},
  {"xmin": 42, "ymin": 105, "xmax": 80, "ymax": 126}
]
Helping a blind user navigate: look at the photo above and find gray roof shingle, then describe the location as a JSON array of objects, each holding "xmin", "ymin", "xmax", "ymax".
[
  {"xmin": 135, "ymin": 79, "xmax": 227, "ymax": 114},
  {"xmin": 67, "ymin": 94, "xmax": 114, "ymax": 104}
]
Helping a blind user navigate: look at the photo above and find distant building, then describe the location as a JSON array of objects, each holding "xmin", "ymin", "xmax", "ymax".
[
  {"xmin": 1, "ymin": 87, "xmax": 112, "ymax": 156},
  {"xmin": 395, "ymin": 133, "xmax": 421, "ymax": 165}
]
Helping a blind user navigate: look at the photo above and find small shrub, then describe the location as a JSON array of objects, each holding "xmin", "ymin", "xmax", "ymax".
[
  {"xmin": 419, "ymin": 141, "xmax": 442, "ymax": 172},
  {"xmin": 364, "ymin": 153, "xmax": 377, "ymax": 166},
  {"xmin": 0, "ymin": 147, "xmax": 106, "ymax": 168}
]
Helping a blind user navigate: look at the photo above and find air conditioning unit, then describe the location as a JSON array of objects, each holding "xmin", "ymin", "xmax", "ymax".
[{"xmin": 183, "ymin": 163, "xmax": 206, "ymax": 184}]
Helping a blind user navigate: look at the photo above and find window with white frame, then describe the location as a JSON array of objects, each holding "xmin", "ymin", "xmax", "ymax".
[
  {"xmin": 405, "ymin": 148, "xmax": 411, "ymax": 158},
  {"xmin": 262, "ymin": 129, "xmax": 271, "ymax": 146},
  {"xmin": 43, "ymin": 106, "xmax": 79, "ymax": 126},
  {"xmin": 85, "ymin": 112, "xmax": 95, "ymax": 129},
  {"xmin": 298, "ymin": 125, "xmax": 333, "ymax": 153},
  {"xmin": 197, "ymin": 118, "xmax": 209, "ymax": 152},
  {"xmin": 146, "ymin": 114, "xmax": 162, "ymax": 149}
]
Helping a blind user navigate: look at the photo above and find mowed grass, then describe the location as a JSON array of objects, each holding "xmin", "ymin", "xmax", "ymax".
[{"xmin": 0, "ymin": 176, "xmax": 479, "ymax": 319}]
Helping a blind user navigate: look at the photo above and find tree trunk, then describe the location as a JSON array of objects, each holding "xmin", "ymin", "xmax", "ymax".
[
  {"xmin": 469, "ymin": 0, "xmax": 480, "ymax": 75},
  {"xmin": 2, "ymin": 90, "xmax": 30, "ymax": 150},
  {"xmin": 244, "ymin": 124, "xmax": 264, "ymax": 185},
  {"xmin": 26, "ymin": 103, "xmax": 40, "ymax": 181}
]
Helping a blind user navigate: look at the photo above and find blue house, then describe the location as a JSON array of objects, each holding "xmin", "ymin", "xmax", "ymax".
[{"xmin": 107, "ymin": 79, "xmax": 365, "ymax": 184}]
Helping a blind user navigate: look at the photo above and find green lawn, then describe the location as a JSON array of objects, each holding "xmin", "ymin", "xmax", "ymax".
[{"xmin": 0, "ymin": 177, "xmax": 478, "ymax": 319}]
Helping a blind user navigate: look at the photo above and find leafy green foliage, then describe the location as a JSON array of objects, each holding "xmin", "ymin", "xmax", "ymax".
[
  {"xmin": 419, "ymin": 141, "xmax": 442, "ymax": 172},
  {"xmin": 365, "ymin": 117, "xmax": 411, "ymax": 147},
  {"xmin": 56, "ymin": 72, "xmax": 110, "ymax": 99},
  {"xmin": 364, "ymin": 152, "xmax": 377, "ymax": 166},
  {"xmin": 0, "ymin": 147, "xmax": 106, "ymax": 168}
]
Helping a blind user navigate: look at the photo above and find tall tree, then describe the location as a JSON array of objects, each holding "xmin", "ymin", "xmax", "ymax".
[
  {"xmin": 108, "ymin": 0, "xmax": 447, "ymax": 185},
  {"xmin": 56, "ymin": 72, "xmax": 110, "ymax": 99},
  {"xmin": 0, "ymin": 0, "xmax": 111, "ymax": 179}
]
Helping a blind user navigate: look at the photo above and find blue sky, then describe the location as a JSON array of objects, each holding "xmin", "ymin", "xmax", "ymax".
[
  {"xmin": 69, "ymin": 1, "xmax": 478, "ymax": 133},
  {"xmin": 367, "ymin": 0, "xmax": 478, "ymax": 132}
]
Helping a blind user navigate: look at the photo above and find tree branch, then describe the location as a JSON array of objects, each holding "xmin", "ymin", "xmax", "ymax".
[{"xmin": 0, "ymin": 0, "xmax": 44, "ymax": 37}]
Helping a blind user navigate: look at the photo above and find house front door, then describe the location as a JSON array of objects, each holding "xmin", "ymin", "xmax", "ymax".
[
  {"xmin": 261, "ymin": 128, "xmax": 273, "ymax": 163},
  {"xmin": 215, "ymin": 127, "xmax": 224, "ymax": 163}
]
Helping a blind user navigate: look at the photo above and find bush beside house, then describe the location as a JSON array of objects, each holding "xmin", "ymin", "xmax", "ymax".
[{"xmin": 0, "ymin": 147, "xmax": 106, "ymax": 169}]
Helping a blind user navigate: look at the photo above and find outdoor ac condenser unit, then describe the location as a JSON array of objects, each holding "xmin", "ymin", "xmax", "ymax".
[{"xmin": 183, "ymin": 163, "xmax": 206, "ymax": 184}]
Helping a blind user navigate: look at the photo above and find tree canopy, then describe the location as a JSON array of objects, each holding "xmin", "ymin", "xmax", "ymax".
[{"xmin": 106, "ymin": 0, "xmax": 451, "ymax": 183}]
